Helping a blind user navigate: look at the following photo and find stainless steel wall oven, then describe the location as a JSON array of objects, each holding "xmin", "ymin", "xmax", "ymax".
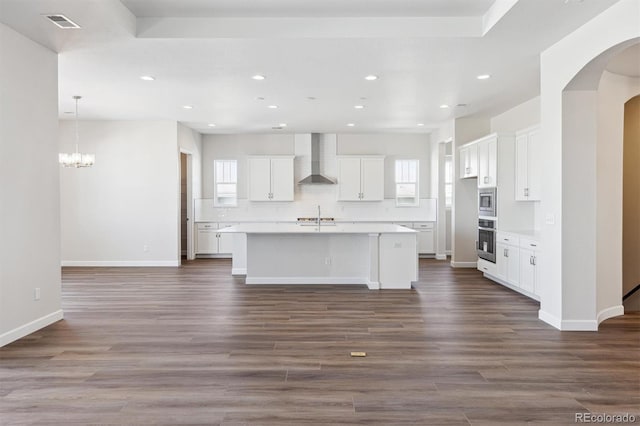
[{"xmin": 478, "ymin": 218, "xmax": 496, "ymax": 263}]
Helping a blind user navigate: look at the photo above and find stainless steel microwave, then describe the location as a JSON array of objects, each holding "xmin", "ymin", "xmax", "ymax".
[{"xmin": 478, "ymin": 188, "xmax": 497, "ymax": 217}]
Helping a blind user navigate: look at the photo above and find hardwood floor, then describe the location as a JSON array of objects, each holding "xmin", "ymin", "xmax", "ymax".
[{"xmin": 1, "ymin": 259, "xmax": 638, "ymax": 425}]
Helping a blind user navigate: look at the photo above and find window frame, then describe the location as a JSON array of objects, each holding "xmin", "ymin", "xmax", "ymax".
[
  {"xmin": 394, "ymin": 159, "xmax": 420, "ymax": 207},
  {"xmin": 213, "ymin": 159, "xmax": 238, "ymax": 207}
]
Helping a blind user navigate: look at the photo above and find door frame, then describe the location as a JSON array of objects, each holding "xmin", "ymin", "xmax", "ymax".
[{"xmin": 179, "ymin": 149, "xmax": 194, "ymax": 263}]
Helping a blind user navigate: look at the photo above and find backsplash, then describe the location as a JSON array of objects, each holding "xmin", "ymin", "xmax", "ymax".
[{"xmin": 195, "ymin": 197, "xmax": 437, "ymax": 222}]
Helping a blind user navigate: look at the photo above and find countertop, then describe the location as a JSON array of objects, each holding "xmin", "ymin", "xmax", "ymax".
[
  {"xmin": 497, "ymin": 229, "xmax": 541, "ymax": 239},
  {"xmin": 217, "ymin": 222, "xmax": 417, "ymax": 234},
  {"xmin": 196, "ymin": 219, "xmax": 434, "ymax": 224}
]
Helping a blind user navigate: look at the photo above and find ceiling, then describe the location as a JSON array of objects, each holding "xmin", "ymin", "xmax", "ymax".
[{"xmin": 0, "ymin": 0, "xmax": 623, "ymax": 134}]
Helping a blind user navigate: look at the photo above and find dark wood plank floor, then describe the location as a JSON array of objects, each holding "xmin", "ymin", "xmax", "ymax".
[{"xmin": 1, "ymin": 259, "xmax": 638, "ymax": 425}]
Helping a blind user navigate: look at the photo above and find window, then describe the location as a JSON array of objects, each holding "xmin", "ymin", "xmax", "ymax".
[
  {"xmin": 214, "ymin": 160, "xmax": 237, "ymax": 207},
  {"xmin": 444, "ymin": 155, "xmax": 453, "ymax": 208},
  {"xmin": 395, "ymin": 159, "xmax": 419, "ymax": 206}
]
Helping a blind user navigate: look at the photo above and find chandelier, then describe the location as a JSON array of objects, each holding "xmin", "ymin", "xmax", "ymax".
[{"xmin": 59, "ymin": 95, "xmax": 95, "ymax": 168}]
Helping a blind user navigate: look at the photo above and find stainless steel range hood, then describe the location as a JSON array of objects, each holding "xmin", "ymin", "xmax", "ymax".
[{"xmin": 298, "ymin": 133, "xmax": 336, "ymax": 185}]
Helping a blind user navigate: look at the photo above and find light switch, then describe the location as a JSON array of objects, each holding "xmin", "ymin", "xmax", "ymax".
[{"xmin": 545, "ymin": 214, "xmax": 555, "ymax": 225}]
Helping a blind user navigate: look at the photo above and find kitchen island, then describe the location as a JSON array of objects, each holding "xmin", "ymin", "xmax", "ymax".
[{"xmin": 218, "ymin": 223, "xmax": 418, "ymax": 289}]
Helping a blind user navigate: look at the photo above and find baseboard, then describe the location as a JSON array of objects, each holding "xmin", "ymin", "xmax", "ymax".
[
  {"xmin": 560, "ymin": 319, "xmax": 598, "ymax": 331},
  {"xmin": 231, "ymin": 268, "xmax": 247, "ymax": 276},
  {"xmin": 0, "ymin": 310, "xmax": 64, "ymax": 347},
  {"xmin": 366, "ymin": 281, "xmax": 380, "ymax": 290},
  {"xmin": 450, "ymin": 261, "xmax": 478, "ymax": 268},
  {"xmin": 538, "ymin": 309, "xmax": 562, "ymax": 330},
  {"xmin": 597, "ymin": 305, "xmax": 624, "ymax": 325},
  {"xmin": 61, "ymin": 260, "xmax": 179, "ymax": 267},
  {"xmin": 245, "ymin": 277, "xmax": 368, "ymax": 285},
  {"xmin": 435, "ymin": 254, "xmax": 447, "ymax": 260}
]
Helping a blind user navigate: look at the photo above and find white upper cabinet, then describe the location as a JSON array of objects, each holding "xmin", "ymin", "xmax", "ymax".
[
  {"xmin": 515, "ymin": 126, "xmax": 541, "ymax": 201},
  {"xmin": 337, "ymin": 156, "xmax": 384, "ymax": 201},
  {"xmin": 478, "ymin": 135, "xmax": 498, "ymax": 188},
  {"xmin": 459, "ymin": 143, "xmax": 478, "ymax": 179},
  {"xmin": 248, "ymin": 156, "xmax": 294, "ymax": 201}
]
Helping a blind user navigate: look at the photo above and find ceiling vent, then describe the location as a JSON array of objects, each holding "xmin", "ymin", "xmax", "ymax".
[{"xmin": 44, "ymin": 14, "xmax": 81, "ymax": 29}]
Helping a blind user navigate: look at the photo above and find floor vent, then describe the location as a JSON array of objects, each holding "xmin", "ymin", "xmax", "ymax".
[{"xmin": 44, "ymin": 14, "xmax": 81, "ymax": 29}]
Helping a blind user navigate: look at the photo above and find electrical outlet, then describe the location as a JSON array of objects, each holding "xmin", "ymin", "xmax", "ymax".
[
  {"xmin": 34, "ymin": 288, "xmax": 40, "ymax": 301},
  {"xmin": 394, "ymin": 242, "xmax": 402, "ymax": 248},
  {"xmin": 325, "ymin": 257, "xmax": 331, "ymax": 265},
  {"xmin": 143, "ymin": 245, "xmax": 149, "ymax": 252}
]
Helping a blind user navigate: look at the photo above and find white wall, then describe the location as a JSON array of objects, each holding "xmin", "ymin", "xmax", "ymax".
[
  {"xmin": 178, "ymin": 123, "xmax": 203, "ymax": 199},
  {"xmin": 452, "ymin": 117, "xmax": 490, "ymax": 266},
  {"xmin": 335, "ymin": 133, "xmax": 432, "ymax": 199},
  {"xmin": 596, "ymin": 71, "xmax": 640, "ymax": 315},
  {"xmin": 0, "ymin": 23, "xmax": 62, "ymax": 346},
  {"xmin": 490, "ymin": 97, "xmax": 541, "ymax": 133},
  {"xmin": 60, "ymin": 121, "xmax": 180, "ymax": 266},
  {"xmin": 539, "ymin": 0, "xmax": 639, "ymax": 330},
  {"xmin": 490, "ymin": 96, "xmax": 540, "ymax": 230},
  {"xmin": 202, "ymin": 134, "xmax": 294, "ymax": 200},
  {"xmin": 200, "ymin": 132, "xmax": 435, "ymax": 222}
]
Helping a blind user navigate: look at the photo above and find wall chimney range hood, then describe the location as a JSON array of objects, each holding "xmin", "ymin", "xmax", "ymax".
[{"xmin": 298, "ymin": 133, "xmax": 336, "ymax": 185}]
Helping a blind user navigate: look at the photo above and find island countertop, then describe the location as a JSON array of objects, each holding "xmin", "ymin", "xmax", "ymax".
[{"xmin": 217, "ymin": 222, "xmax": 417, "ymax": 234}]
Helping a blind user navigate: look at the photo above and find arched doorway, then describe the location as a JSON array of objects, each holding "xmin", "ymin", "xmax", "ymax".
[{"xmin": 537, "ymin": 0, "xmax": 639, "ymax": 330}]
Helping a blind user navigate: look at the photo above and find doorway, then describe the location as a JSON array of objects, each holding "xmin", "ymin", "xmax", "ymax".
[
  {"xmin": 179, "ymin": 152, "xmax": 194, "ymax": 264},
  {"xmin": 623, "ymin": 95, "xmax": 640, "ymax": 310}
]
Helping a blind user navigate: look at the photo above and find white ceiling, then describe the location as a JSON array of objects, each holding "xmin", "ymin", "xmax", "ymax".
[{"xmin": 0, "ymin": 0, "xmax": 623, "ymax": 134}]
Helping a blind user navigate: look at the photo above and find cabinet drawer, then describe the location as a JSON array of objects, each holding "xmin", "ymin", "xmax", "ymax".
[
  {"xmin": 520, "ymin": 237, "xmax": 541, "ymax": 250},
  {"xmin": 477, "ymin": 258, "xmax": 497, "ymax": 276},
  {"xmin": 496, "ymin": 232, "xmax": 519, "ymax": 246},
  {"xmin": 197, "ymin": 222, "xmax": 218, "ymax": 231},
  {"xmin": 413, "ymin": 222, "xmax": 434, "ymax": 230}
]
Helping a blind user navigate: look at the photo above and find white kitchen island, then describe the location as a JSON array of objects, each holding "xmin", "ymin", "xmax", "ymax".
[{"xmin": 218, "ymin": 223, "xmax": 418, "ymax": 289}]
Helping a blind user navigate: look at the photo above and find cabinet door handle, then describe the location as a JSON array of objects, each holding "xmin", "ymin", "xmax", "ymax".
[
  {"xmin": 529, "ymin": 256, "xmax": 534, "ymax": 265},
  {"xmin": 504, "ymin": 248, "xmax": 508, "ymax": 257},
  {"xmin": 524, "ymin": 188, "xmax": 529, "ymax": 197},
  {"xmin": 532, "ymin": 256, "xmax": 536, "ymax": 266}
]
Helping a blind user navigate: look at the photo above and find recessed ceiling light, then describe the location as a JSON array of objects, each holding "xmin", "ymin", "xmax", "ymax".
[
  {"xmin": 252, "ymin": 75, "xmax": 266, "ymax": 80},
  {"xmin": 354, "ymin": 105, "xmax": 365, "ymax": 109},
  {"xmin": 417, "ymin": 123, "xmax": 425, "ymax": 127},
  {"xmin": 267, "ymin": 105, "xmax": 278, "ymax": 109},
  {"xmin": 140, "ymin": 75, "xmax": 155, "ymax": 81},
  {"xmin": 347, "ymin": 123, "xmax": 355, "ymax": 127},
  {"xmin": 477, "ymin": 74, "xmax": 491, "ymax": 80},
  {"xmin": 255, "ymin": 97, "xmax": 265, "ymax": 101},
  {"xmin": 456, "ymin": 103, "xmax": 468, "ymax": 108},
  {"xmin": 279, "ymin": 123, "xmax": 287, "ymax": 127},
  {"xmin": 307, "ymin": 96, "xmax": 316, "ymax": 101},
  {"xmin": 208, "ymin": 123, "xmax": 216, "ymax": 127},
  {"xmin": 183, "ymin": 105, "xmax": 193, "ymax": 109},
  {"xmin": 440, "ymin": 104, "xmax": 450, "ymax": 109},
  {"xmin": 364, "ymin": 75, "xmax": 378, "ymax": 81}
]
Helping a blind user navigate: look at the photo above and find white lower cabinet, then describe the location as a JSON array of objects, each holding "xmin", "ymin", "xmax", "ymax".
[
  {"xmin": 196, "ymin": 222, "xmax": 236, "ymax": 255},
  {"xmin": 480, "ymin": 231, "xmax": 540, "ymax": 300},
  {"xmin": 519, "ymin": 237, "xmax": 540, "ymax": 295},
  {"xmin": 496, "ymin": 234, "xmax": 520, "ymax": 287},
  {"xmin": 395, "ymin": 222, "xmax": 435, "ymax": 254}
]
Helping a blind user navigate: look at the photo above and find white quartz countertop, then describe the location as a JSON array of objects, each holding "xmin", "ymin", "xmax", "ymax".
[
  {"xmin": 497, "ymin": 229, "xmax": 541, "ymax": 239},
  {"xmin": 218, "ymin": 222, "xmax": 417, "ymax": 234}
]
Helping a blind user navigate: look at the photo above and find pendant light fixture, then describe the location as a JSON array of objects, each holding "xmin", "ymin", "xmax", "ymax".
[{"xmin": 59, "ymin": 95, "xmax": 95, "ymax": 168}]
